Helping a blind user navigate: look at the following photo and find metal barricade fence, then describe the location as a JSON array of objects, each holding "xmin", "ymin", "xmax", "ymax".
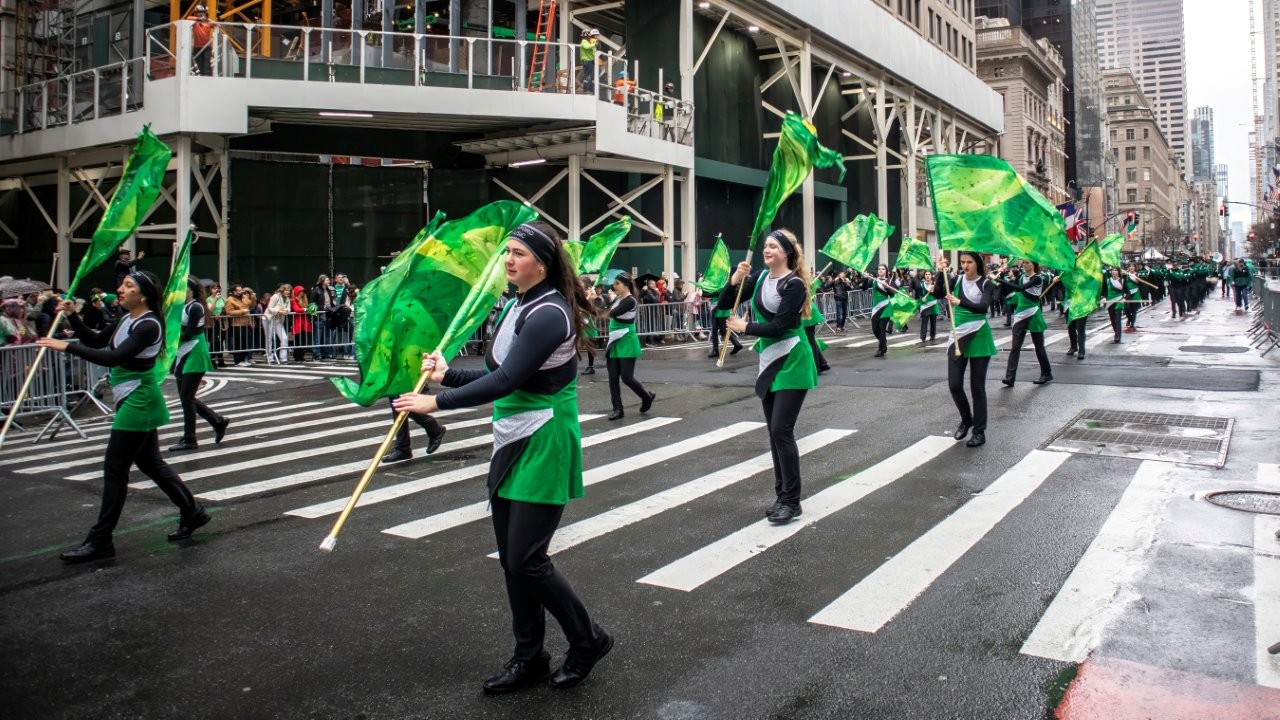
[
  {"xmin": 1250, "ymin": 276, "xmax": 1279, "ymax": 357},
  {"xmin": 205, "ymin": 312, "xmax": 355, "ymax": 364},
  {"xmin": 0, "ymin": 342, "xmax": 107, "ymax": 442}
]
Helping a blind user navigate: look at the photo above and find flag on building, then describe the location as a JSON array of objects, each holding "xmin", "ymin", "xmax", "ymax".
[
  {"xmin": 1056, "ymin": 202, "xmax": 1087, "ymax": 242},
  {"xmin": 333, "ymin": 200, "xmax": 538, "ymax": 406}
]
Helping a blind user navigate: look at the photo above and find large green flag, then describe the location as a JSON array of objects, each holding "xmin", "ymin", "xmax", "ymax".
[
  {"xmin": 894, "ymin": 237, "xmax": 934, "ymax": 270},
  {"xmin": 1098, "ymin": 233, "xmax": 1125, "ymax": 267},
  {"xmin": 822, "ymin": 214, "xmax": 894, "ymax": 273},
  {"xmin": 695, "ymin": 235, "xmax": 731, "ymax": 293},
  {"xmin": 384, "ymin": 211, "xmax": 446, "ymax": 275},
  {"xmin": 579, "ymin": 217, "xmax": 631, "ymax": 275},
  {"xmin": 888, "ymin": 290, "xmax": 920, "ymax": 329},
  {"xmin": 1063, "ymin": 241, "xmax": 1103, "ymax": 322},
  {"xmin": 68, "ymin": 127, "xmax": 173, "ymax": 296},
  {"xmin": 926, "ymin": 154, "xmax": 1077, "ymax": 271},
  {"xmin": 748, "ymin": 112, "xmax": 846, "ymax": 251},
  {"xmin": 153, "ymin": 230, "xmax": 194, "ymax": 384},
  {"xmin": 564, "ymin": 241, "xmax": 585, "ymax": 273},
  {"xmin": 333, "ymin": 201, "xmax": 538, "ymax": 406}
]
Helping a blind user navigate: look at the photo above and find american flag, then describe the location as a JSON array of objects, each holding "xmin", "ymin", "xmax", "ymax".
[{"xmin": 1057, "ymin": 202, "xmax": 1086, "ymax": 242}]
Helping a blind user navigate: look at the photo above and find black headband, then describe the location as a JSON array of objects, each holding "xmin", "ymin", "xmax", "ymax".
[
  {"xmin": 509, "ymin": 223, "xmax": 560, "ymax": 271},
  {"xmin": 768, "ymin": 230, "xmax": 796, "ymax": 260},
  {"xmin": 129, "ymin": 270, "xmax": 162, "ymax": 308}
]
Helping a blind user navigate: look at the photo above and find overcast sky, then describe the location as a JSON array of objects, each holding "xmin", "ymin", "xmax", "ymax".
[{"xmin": 1184, "ymin": 0, "xmax": 1253, "ymax": 206}]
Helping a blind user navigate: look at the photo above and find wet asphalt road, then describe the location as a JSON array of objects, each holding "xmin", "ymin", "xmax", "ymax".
[{"xmin": 1, "ymin": 296, "xmax": 1277, "ymax": 720}]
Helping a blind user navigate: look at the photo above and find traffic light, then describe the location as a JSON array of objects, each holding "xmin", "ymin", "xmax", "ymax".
[
  {"xmin": 1219, "ymin": 203, "xmax": 1227, "ymax": 217},
  {"xmin": 1124, "ymin": 210, "xmax": 1138, "ymax": 226}
]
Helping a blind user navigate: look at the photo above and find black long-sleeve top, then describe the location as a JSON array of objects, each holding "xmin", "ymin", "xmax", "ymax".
[
  {"xmin": 998, "ymin": 273, "xmax": 1044, "ymax": 301},
  {"xmin": 720, "ymin": 269, "xmax": 805, "ymax": 339},
  {"xmin": 609, "ymin": 295, "xmax": 637, "ymax": 321},
  {"xmin": 933, "ymin": 272, "xmax": 994, "ymax": 315},
  {"xmin": 180, "ymin": 300, "xmax": 206, "ymax": 342},
  {"xmin": 437, "ymin": 280, "xmax": 577, "ymax": 410},
  {"xmin": 62, "ymin": 310, "xmax": 162, "ymax": 371}
]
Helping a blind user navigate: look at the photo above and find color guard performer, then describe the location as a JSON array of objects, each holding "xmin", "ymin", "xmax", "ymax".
[
  {"xmin": 601, "ymin": 271, "xmax": 655, "ymax": 420},
  {"xmin": 169, "ymin": 277, "xmax": 230, "ymax": 451},
  {"xmin": 934, "ymin": 252, "xmax": 996, "ymax": 447},
  {"xmin": 724, "ymin": 229, "xmax": 817, "ymax": 525},
  {"xmin": 998, "ymin": 260, "xmax": 1052, "ymax": 386}
]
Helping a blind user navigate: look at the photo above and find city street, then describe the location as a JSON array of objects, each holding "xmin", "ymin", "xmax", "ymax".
[{"xmin": 2, "ymin": 294, "xmax": 1278, "ymax": 720}]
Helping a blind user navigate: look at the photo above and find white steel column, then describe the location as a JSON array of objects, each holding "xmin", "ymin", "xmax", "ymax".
[
  {"xmin": 663, "ymin": 165, "xmax": 675, "ymax": 280},
  {"xmin": 568, "ymin": 154, "xmax": 582, "ymax": 242},
  {"xmin": 800, "ymin": 36, "xmax": 816, "ymax": 262},
  {"xmin": 56, "ymin": 157, "xmax": 71, "ymax": 289},
  {"xmin": 904, "ymin": 98, "xmax": 918, "ymax": 243},
  {"xmin": 175, "ymin": 135, "xmax": 192, "ymax": 256},
  {"xmin": 875, "ymin": 80, "xmax": 889, "ymax": 265},
  {"xmin": 680, "ymin": 0, "xmax": 697, "ymax": 285}
]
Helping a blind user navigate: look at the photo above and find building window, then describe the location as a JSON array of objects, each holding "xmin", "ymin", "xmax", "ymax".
[
  {"xmin": 1125, "ymin": 146, "xmax": 1136, "ymax": 161},
  {"xmin": 1125, "ymin": 128, "xmax": 1135, "ymax": 140},
  {"xmin": 1127, "ymin": 188, "xmax": 1138, "ymax": 203},
  {"xmin": 1143, "ymin": 128, "xmax": 1150, "ymax": 139},
  {"xmin": 1143, "ymin": 146, "xmax": 1151, "ymax": 160},
  {"xmin": 1125, "ymin": 168, "xmax": 1137, "ymax": 183},
  {"xmin": 1110, "ymin": 129, "xmax": 1117, "ymax": 142},
  {"xmin": 1143, "ymin": 168, "xmax": 1151, "ymax": 181}
]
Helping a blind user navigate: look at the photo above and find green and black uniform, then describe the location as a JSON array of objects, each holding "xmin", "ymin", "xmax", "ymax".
[
  {"xmin": 62, "ymin": 309, "xmax": 204, "ymax": 550},
  {"xmin": 604, "ymin": 294, "xmax": 652, "ymax": 413},
  {"xmin": 173, "ymin": 298, "xmax": 225, "ymax": 446},
  {"xmin": 998, "ymin": 271, "xmax": 1051, "ymax": 383},
  {"xmin": 722, "ymin": 269, "xmax": 816, "ymax": 513},
  {"xmin": 934, "ymin": 272, "xmax": 996, "ymax": 434},
  {"xmin": 436, "ymin": 280, "xmax": 606, "ymax": 665},
  {"xmin": 805, "ymin": 276, "xmax": 830, "ymax": 372},
  {"xmin": 1104, "ymin": 274, "xmax": 1126, "ymax": 342}
]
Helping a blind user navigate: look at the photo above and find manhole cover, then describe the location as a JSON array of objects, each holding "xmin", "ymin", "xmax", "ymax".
[
  {"xmin": 1205, "ymin": 491, "xmax": 1280, "ymax": 515},
  {"xmin": 1178, "ymin": 345, "xmax": 1251, "ymax": 354},
  {"xmin": 1041, "ymin": 409, "xmax": 1233, "ymax": 467}
]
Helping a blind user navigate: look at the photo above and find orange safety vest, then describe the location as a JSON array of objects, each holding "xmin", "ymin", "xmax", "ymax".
[{"xmin": 613, "ymin": 78, "xmax": 636, "ymax": 104}]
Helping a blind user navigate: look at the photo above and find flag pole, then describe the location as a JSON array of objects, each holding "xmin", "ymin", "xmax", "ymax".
[
  {"xmin": 716, "ymin": 250, "xmax": 752, "ymax": 368},
  {"xmin": 941, "ymin": 264, "xmax": 961, "ymax": 358},
  {"xmin": 320, "ymin": 364, "xmax": 435, "ymax": 553}
]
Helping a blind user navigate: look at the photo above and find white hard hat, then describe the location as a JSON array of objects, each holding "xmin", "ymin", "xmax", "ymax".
[{"xmin": 589, "ymin": 28, "xmax": 601, "ymax": 36}]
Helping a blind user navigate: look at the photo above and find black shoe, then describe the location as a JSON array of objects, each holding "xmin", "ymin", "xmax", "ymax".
[
  {"xmin": 1003, "ymin": 321, "xmax": 1012, "ymax": 327},
  {"xmin": 818, "ymin": 364, "xmax": 831, "ymax": 374},
  {"xmin": 1032, "ymin": 374, "xmax": 1053, "ymax": 385},
  {"xmin": 168, "ymin": 438, "xmax": 199, "ymax": 452},
  {"xmin": 483, "ymin": 653, "xmax": 553, "ymax": 695},
  {"xmin": 1113, "ymin": 337, "xmax": 1122, "ymax": 344},
  {"xmin": 167, "ymin": 508, "xmax": 211, "ymax": 542},
  {"xmin": 1076, "ymin": 354, "xmax": 1085, "ymax": 361},
  {"xmin": 874, "ymin": 349, "xmax": 886, "ymax": 358},
  {"xmin": 730, "ymin": 345, "xmax": 743, "ymax": 355},
  {"xmin": 766, "ymin": 504, "xmax": 801, "ymax": 525},
  {"xmin": 1001, "ymin": 376, "xmax": 1015, "ymax": 388},
  {"xmin": 608, "ymin": 409, "xmax": 624, "ymax": 421},
  {"xmin": 212, "ymin": 417, "xmax": 230, "ymax": 444},
  {"xmin": 764, "ymin": 501, "xmax": 784, "ymax": 517},
  {"xmin": 60, "ymin": 541, "xmax": 115, "ymax": 563},
  {"xmin": 707, "ymin": 351, "xmax": 719, "ymax": 358},
  {"xmin": 953, "ymin": 422, "xmax": 971, "ymax": 441},
  {"xmin": 381, "ymin": 448, "xmax": 413, "ymax": 465},
  {"xmin": 639, "ymin": 391, "xmax": 656, "ymax": 414},
  {"xmin": 426, "ymin": 427, "xmax": 446, "ymax": 455},
  {"xmin": 581, "ymin": 366, "xmax": 595, "ymax": 375},
  {"xmin": 1066, "ymin": 348, "xmax": 1077, "ymax": 356},
  {"xmin": 550, "ymin": 631, "xmax": 614, "ymax": 690},
  {"xmin": 966, "ymin": 432, "xmax": 986, "ymax": 448}
]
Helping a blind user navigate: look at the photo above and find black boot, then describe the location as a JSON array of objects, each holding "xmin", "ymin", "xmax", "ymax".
[
  {"xmin": 60, "ymin": 541, "xmax": 115, "ymax": 563},
  {"xmin": 167, "ymin": 506, "xmax": 211, "ymax": 542},
  {"xmin": 1001, "ymin": 374, "xmax": 1015, "ymax": 387},
  {"xmin": 483, "ymin": 653, "xmax": 553, "ymax": 695},
  {"xmin": 550, "ymin": 630, "xmax": 615, "ymax": 689},
  {"xmin": 608, "ymin": 409, "xmax": 624, "ymax": 421},
  {"xmin": 1032, "ymin": 374, "xmax": 1053, "ymax": 385},
  {"xmin": 168, "ymin": 438, "xmax": 199, "ymax": 452}
]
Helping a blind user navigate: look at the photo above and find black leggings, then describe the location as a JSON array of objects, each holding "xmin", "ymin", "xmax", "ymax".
[
  {"xmin": 762, "ymin": 389, "xmax": 807, "ymax": 507},
  {"xmin": 919, "ymin": 314, "xmax": 937, "ymax": 341},
  {"xmin": 711, "ymin": 315, "xmax": 742, "ymax": 354},
  {"xmin": 491, "ymin": 497, "xmax": 601, "ymax": 661},
  {"xmin": 176, "ymin": 371, "xmax": 222, "ymax": 442},
  {"xmin": 388, "ymin": 399, "xmax": 442, "ymax": 452},
  {"xmin": 872, "ymin": 310, "xmax": 891, "ymax": 352},
  {"xmin": 805, "ymin": 326, "xmax": 828, "ymax": 370},
  {"xmin": 607, "ymin": 356, "xmax": 648, "ymax": 411},
  {"xmin": 947, "ymin": 354, "xmax": 989, "ymax": 432},
  {"xmin": 88, "ymin": 429, "xmax": 199, "ymax": 544},
  {"xmin": 1006, "ymin": 328, "xmax": 1050, "ymax": 380},
  {"xmin": 1068, "ymin": 317, "xmax": 1088, "ymax": 356},
  {"xmin": 1108, "ymin": 304, "xmax": 1123, "ymax": 338}
]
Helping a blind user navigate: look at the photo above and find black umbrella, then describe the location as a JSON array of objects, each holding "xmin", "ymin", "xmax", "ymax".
[{"xmin": 0, "ymin": 278, "xmax": 51, "ymax": 297}]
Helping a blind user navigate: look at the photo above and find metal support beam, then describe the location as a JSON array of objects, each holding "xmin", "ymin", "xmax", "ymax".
[
  {"xmin": 568, "ymin": 153, "xmax": 582, "ymax": 242},
  {"xmin": 219, "ymin": 150, "xmax": 230, "ymax": 291},
  {"xmin": 800, "ymin": 36, "xmax": 816, "ymax": 262},
  {"xmin": 56, "ymin": 157, "xmax": 70, "ymax": 289},
  {"xmin": 663, "ymin": 165, "xmax": 675, "ymax": 281},
  {"xmin": 875, "ymin": 81, "xmax": 889, "ymax": 265},
  {"xmin": 680, "ymin": 0, "xmax": 698, "ymax": 285},
  {"xmin": 176, "ymin": 134, "xmax": 192, "ymax": 258}
]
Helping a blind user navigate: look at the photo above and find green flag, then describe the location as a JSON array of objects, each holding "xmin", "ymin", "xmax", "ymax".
[
  {"xmin": 894, "ymin": 237, "xmax": 934, "ymax": 270},
  {"xmin": 579, "ymin": 217, "xmax": 630, "ymax": 275},
  {"xmin": 748, "ymin": 112, "xmax": 846, "ymax": 251},
  {"xmin": 888, "ymin": 290, "xmax": 920, "ymax": 329},
  {"xmin": 1063, "ymin": 241, "xmax": 1103, "ymax": 322},
  {"xmin": 385, "ymin": 210, "xmax": 446, "ymax": 275},
  {"xmin": 695, "ymin": 235, "xmax": 731, "ymax": 294},
  {"xmin": 153, "ymin": 230, "xmax": 194, "ymax": 384},
  {"xmin": 564, "ymin": 241, "xmax": 586, "ymax": 273},
  {"xmin": 1098, "ymin": 233, "xmax": 1125, "ymax": 267},
  {"xmin": 925, "ymin": 154, "xmax": 1077, "ymax": 271},
  {"xmin": 68, "ymin": 127, "xmax": 173, "ymax": 296},
  {"xmin": 822, "ymin": 214, "xmax": 894, "ymax": 273},
  {"xmin": 332, "ymin": 201, "xmax": 538, "ymax": 406}
]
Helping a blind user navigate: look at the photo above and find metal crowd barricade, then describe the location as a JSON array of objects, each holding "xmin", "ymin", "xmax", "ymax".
[
  {"xmin": 1249, "ymin": 275, "xmax": 1279, "ymax": 357},
  {"xmin": 205, "ymin": 311, "xmax": 355, "ymax": 364},
  {"xmin": 0, "ymin": 343, "xmax": 99, "ymax": 442}
]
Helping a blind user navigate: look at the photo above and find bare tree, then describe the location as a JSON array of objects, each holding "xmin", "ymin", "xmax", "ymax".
[{"xmin": 1247, "ymin": 221, "xmax": 1277, "ymax": 258}]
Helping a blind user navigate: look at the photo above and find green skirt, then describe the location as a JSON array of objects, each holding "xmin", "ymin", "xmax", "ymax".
[
  {"xmin": 606, "ymin": 319, "xmax": 643, "ymax": 359},
  {"xmin": 175, "ymin": 334, "xmax": 216, "ymax": 375},
  {"xmin": 950, "ymin": 306, "xmax": 997, "ymax": 358},
  {"xmin": 490, "ymin": 385, "xmax": 583, "ymax": 505},
  {"xmin": 110, "ymin": 367, "xmax": 170, "ymax": 432}
]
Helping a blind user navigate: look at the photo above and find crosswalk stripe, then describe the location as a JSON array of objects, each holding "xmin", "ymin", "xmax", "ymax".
[
  {"xmin": 808, "ymin": 449, "xmax": 1070, "ymax": 633},
  {"xmin": 122, "ymin": 409, "xmax": 480, "ymax": 486},
  {"xmin": 1254, "ymin": 464, "xmax": 1280, "ymax": 689},
  {"xmin": 1019, "ymin": 461, "xmax": 1170, "ymax": 662},
  {"xmin": 637, "ymin": 434, "xmax": 955, "ymax": 592},
  {"xmin": 839, "ymin": 338, "xmax": 881, "ymax": 349},
  {"xmin": 166, "ymin": 397, "xmax": 244, "ymax": 409},
  {"xmin": 195, "ymin": 416, "xmax": 563, "ymax": 501},
  {"xmin": 16, "ymin": 401, "xmax": 360, "ymax": 474},
  {"xmin": 215, "ymin": 370, "xmax": 343, "ymax": 381},
  {"xmin": 532, "ymin": 428, "xmax": 855, "ymax": 558},
  {"xmin": 284, "ymin": 415, "xmax": 658, "ymax": 519},
  {"xmin": 1041, "ymin": 332, "xmax": 1068, "ymax": 347},
  {"xmin": 1, "ymin": 401, "xmax": 288, "ymax": 464},
  {"xmin": 380, "ymin": 420, "xmax": 762, "ymax": 540},
  {"xmin": 214, "ymin": 375, "xmax": 281, "ymax": 384},
  {"xmin": 888, "ymin": 336, "xmax": 922, "ymax": 348},
  {"xmin": 220, "ymin": 365, "xmax": 359, "ymax": 377}
]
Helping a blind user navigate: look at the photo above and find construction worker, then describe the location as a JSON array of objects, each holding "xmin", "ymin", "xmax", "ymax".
[
  {"xmin": 579, "ymin": 29, "xmax": 600, "ymax": 95},
  {"xmin": 613, "ymin": 70, "xmax": 636, "ymax": 106}
]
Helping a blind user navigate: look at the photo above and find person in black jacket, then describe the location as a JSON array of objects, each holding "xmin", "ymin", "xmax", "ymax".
[
  {"xmin": 309, "ymin": 275, "xmax": 337, "ymax": 360},
  {"xmin": 112, "ymin": 249, "xmax": 145, "ymax": 289},
  {"xmin": 830, "ymin": 272, "xmax": 852, "ymax": 333}
]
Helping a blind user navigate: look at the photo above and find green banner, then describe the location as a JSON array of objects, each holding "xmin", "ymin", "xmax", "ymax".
[
  {"xmin": 695, "ymin": 235, "xmax": 731, "ymax": 294},
  {"xmin": 822, "ymin": 214, "xmax": 894, "ymax": 273},
  {"xmin": 894, "ymin": 237, "xmax": 934, "ymax": 270},
  {"xmin": 749, "ymin": 112, "xmax": 845, "ymax": 251},
  {"xmin": 1064, "ymin": 241, "xmax": 1103, "ymax": 321},
  {"xmin": 153, "ymin": 230, "xmax": 193, "ymax": 383}
]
